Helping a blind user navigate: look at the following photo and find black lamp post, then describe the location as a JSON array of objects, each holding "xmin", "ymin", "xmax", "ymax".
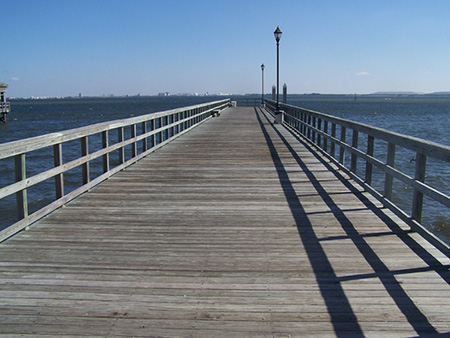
[
  {"xmin": 261, "ymin": 64, "xmax": 265, "ymax": 105},
  {"xmin": 274, "ymin": 26, "xmax": 283, "ymax": 122}
]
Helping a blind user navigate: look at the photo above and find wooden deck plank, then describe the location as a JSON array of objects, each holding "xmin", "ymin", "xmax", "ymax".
[{"xmin": 0, "ymin": 106, "xmax": 449, "ymax": 337}]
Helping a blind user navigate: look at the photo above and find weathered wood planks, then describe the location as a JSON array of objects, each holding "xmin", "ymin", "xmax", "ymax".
[{"xmin": 0, "ymin": 106, "xmax": 449, "ymax": 337}]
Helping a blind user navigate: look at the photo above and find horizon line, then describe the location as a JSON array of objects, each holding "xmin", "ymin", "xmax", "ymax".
[{"xmin": 8, "ymin": 91, "xmax": 450, "ymax": 99}]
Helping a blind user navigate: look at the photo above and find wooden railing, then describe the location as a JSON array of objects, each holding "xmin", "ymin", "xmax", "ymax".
[
  {"xmin": 265, "ymin": 99, "xmax": 450, "ymax": 256},
  {"xmin": 234, "ymin": 98, "xmax": 262, "ymax": 106},
  {"xmin": 0, "ymin": 99, "xmax": 230, "ymax": 241},
  {"xmin": 0, "ymin": 102, "xmax": 10, "ymax": 113}
]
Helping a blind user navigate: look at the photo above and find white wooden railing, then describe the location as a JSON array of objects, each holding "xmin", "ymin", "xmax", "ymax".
[
  {"xmin": 0, "ymin": 99, "xmax": 230, "ymax": 241},
  {"xmin": 265, "ymin": 99, "xmax": 450, "ymax": 256},
  {"xmin": 0, "ymin": 102, "xmax": 10, "ymax": 113}
]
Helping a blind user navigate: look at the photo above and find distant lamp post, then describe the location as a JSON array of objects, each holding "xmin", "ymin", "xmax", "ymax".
[
  {"xmin": 261, "ymin": 64, "xmax": 265, "ymax": 106},
  {"xmin": 274, "ymin": 26, "xmax": 283, "ymax": 124}
]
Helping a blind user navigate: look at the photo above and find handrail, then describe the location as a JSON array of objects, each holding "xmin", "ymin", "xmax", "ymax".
[
  {"xmin": 234, "ymin": 98, "xmax": 262, "ymax": 107},
  {"xmin": 0, "ymin": 99, "xmax": 230, "ymax": 241},
  {"xmin": 0, "ymin": 102, "xmax": 10, "ymax": 113},
  {"xmin": 265, "ymin": 99, "xmax": 450, "ymax": 256}
]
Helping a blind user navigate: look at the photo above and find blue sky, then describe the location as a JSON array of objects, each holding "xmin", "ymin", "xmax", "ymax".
[{"xmin": 2, "ymin": 0, "xmax": 450, "ymax": 97}]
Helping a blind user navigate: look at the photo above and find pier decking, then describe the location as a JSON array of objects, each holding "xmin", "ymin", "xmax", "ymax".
[{"xmin": 1, "ymin": 106, "xmax": 449, "ymax": 337}]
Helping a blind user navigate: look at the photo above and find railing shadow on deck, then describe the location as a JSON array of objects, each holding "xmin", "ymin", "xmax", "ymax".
[
  {"xmin": 264, "ymin": 99, "xmax": 450, "ymax": 258},
  {"xmin": 285, "ymin": 119, "xmax": 450, "ymax": 285},
  {"xmin": 255, "ymin": 107, "xmax": 449, "ymax": 337}
]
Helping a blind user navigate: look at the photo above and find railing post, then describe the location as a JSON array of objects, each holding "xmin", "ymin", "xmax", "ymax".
[
  {"xmin": 179, "ymin": 112, "xmax": 184, "ymax": 132},
  {"xmin": 102, "ymin": 131, "xmax": 109, "ymax": 173},
  {"xmin": 81, "ymin": 136, "xmax": 89, "ymax": 184},
  {"xmin": 118, "ymin": 127, "xmax": 124, "ymax": 164},
  {"xmin": 365, "ymin": 135, "xmax": 375, "ymax": 185},
  {"xmin": 317, "ymin": 118, "xmax": 322, "ymax": 147},
  {"xmin": 164, "ymin": 116, "xmax": 169, "ymax": 140},
  {"xmin": 303, "ymin": 112, "xmax": 307, "ymax": 135},
  {"xmin": 307, "ymin": 114, "xmax": 312, "ymax": 139},
  {"xmin": 142, "ymin": 122, "xmax": 148, "ymax": 152},
  {"xmin": 299, "ymin": 111, "xmax": 303, "ymax": 134},
  {"xmin": 158, "ymin": 117, "xmax": 163, "ymax": 143},
  {"xmin": 167, "ymin": 115, "xmax": 171, "ymax": 138},
  {"xmin": 412, "ymin": 152, "xmax": 426, "ymax": 223},
  {"xmin": 384, "ymin": 142, "xmax": 396, "ymax": 200},
  {"xmin": 330, "ymin": 123, "xmax": 336, "ymax": 158},
  {"xmin": 323, "ymin": 121, "xmax": 328, "ymax": 152},
  {"xmin": 173, "ymin": 114, "xmax": 178, "ymax": 135},
  {"xmin": 150, "ymin": 119, "xmax": 156, "ymax": 147},
  {"xmin": 312, "ymin": 116, "xmax": 316, "ymax": 143},
  {"xmin": 297, "ymin": 111, "xmax": 301, "ymax": 133},
  {"xmin": 351, "ymin": 129, "xmax": 359, "ymax": 173},
  {"xmin": 131, "ymin": 124, "xmax": 137, "ymax": 158},
  {"xmin": 339, "ymin": 126, "xmax": 346, "ymax": 164},
  {"xmin": 171, "ymin": 114, "xmax": 175, "ymax": 136},
  {"xmin": 15, "ymin": 154, "xmax": 28, "ymax": 220},
  {"xmin": 53, "ymin": 144, "xmax": 64, "ymax": 199}
]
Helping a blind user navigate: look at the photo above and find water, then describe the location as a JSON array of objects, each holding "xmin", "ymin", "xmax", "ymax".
[
  {"xmin": 1, "ymin": 95, "xmax": 449, "ymax": 244},
  {"xmin": 0, "ymin": 96, "xmax": 225, "ymax": 143}
]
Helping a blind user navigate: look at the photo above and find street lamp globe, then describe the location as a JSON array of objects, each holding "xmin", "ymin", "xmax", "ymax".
[{"xmin": 274, "ymin": 26, "xmax": 282, "ymax": 43}]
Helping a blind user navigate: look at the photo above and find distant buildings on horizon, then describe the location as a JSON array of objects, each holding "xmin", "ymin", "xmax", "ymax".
[
  {"xmin": 8, "ymin": 91, "xmax": 450, "ymax": 100},
  {"xmin": 10, "ymin": 92, "xmax": 233, "ymax": 100}
]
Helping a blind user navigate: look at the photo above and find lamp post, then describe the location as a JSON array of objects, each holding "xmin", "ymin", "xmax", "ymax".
[
  {"xmin": 261, "ymin": 64, "xmax": 265, "ymax": 106},
  {"xmin": 274, "ymin": 26, "xmax": 283, "ymax": 124}
]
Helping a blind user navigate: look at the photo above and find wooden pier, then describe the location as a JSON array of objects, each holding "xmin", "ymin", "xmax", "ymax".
[{"xmin": 0, "ymin": 106, "xmax": 450, "ymax": 336}]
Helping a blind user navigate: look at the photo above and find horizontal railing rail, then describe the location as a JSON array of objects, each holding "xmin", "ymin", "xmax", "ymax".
[
  {"xmin": 0, "ymin": 102, "xmax": 10, "ymax": 113},
  {"xmin": 0, "ymin": 99, "xmax": 230, "ymax": 241},
  {"xmin": 234, "ymin": 98, "xmax": 262, "ymax": 107},
  {"xmin": 265, "ymin": 99, "xmax": 450, "ymax": 256}
]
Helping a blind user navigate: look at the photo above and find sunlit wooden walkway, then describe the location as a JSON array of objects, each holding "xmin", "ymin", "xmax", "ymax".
[{"xmin": 0, "ymin": 107, "xmax": 449, "ymax": 337}]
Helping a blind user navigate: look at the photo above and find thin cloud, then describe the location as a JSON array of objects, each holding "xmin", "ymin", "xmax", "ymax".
[
  {"xmin": 11, "ymin": 77, "xmax": 20, "ymax": 81},
  {"xmin": 356, "ymin": 71, "xmax": 370, "ymax": 76}
]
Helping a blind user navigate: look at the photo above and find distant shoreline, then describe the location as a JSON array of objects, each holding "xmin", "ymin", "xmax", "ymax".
[
  {"xmin": 8, "ymin": 92, "xmax": 450, "ymax": 103},
  {"xmin": 9, "ymin": 91, "xmax": 450, "ymax": 101}
]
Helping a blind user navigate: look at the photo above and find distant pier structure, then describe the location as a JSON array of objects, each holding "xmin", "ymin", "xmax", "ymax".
[{"xmin": 0, "ymin": 82, "xmax": 10, "ymax": 123}]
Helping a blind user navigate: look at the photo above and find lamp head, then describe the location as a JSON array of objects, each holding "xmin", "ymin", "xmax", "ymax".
[{"xmin": 274, "ymin": 26, "xmax": 282, "ymax": 43}]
